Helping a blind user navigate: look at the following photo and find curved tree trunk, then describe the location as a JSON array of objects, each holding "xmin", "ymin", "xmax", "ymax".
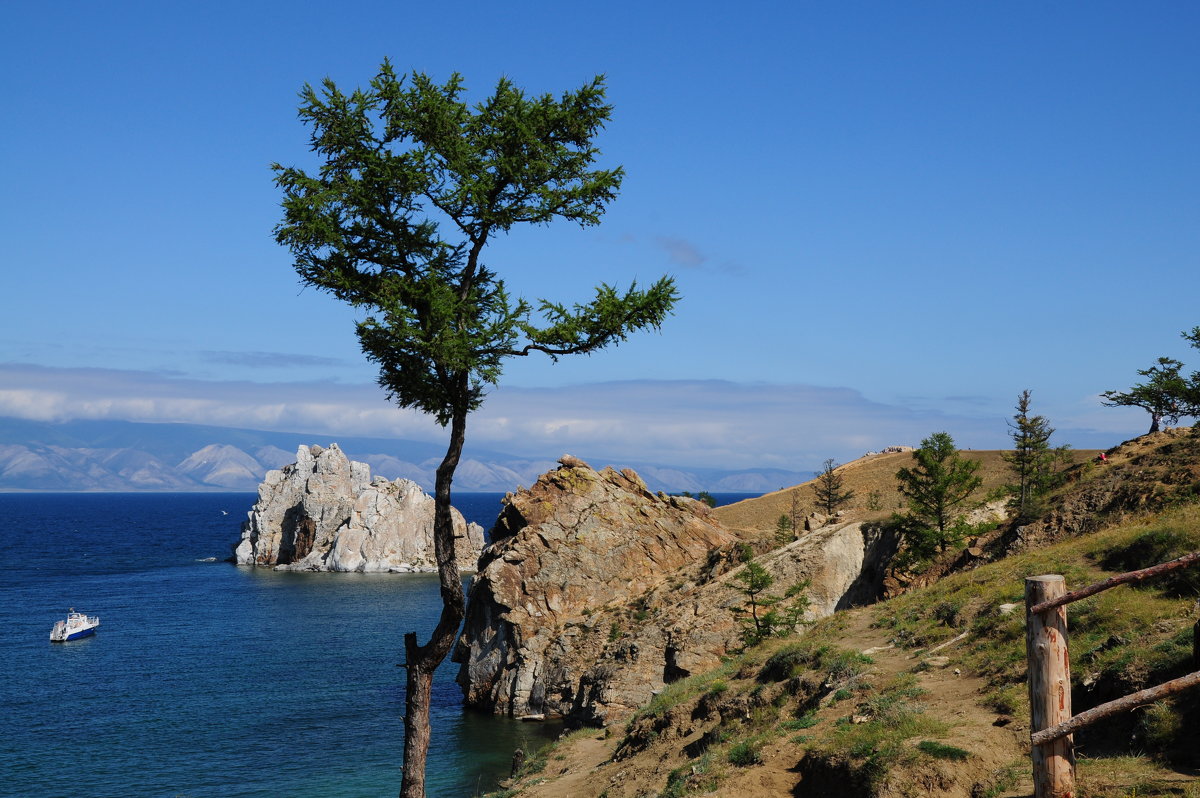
[{"xmin": 399, "ymin": 403, "xmax": 468, "ymax": 798}]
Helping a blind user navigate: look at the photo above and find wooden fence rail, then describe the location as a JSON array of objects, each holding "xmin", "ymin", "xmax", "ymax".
[{"xmin": 1025, "ymin": 551, "xmax": 1200, "ymax": 798}]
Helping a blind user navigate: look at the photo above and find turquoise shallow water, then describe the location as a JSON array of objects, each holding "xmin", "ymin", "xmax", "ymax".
[{"xmin": 0, "ymin": 492, "xmax": 556, "ymax": 798}]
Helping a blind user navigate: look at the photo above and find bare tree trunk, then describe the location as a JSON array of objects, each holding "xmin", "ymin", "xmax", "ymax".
[{"xmin": 399, "ymin": 402, "xmax": 469, "ymax": 798}]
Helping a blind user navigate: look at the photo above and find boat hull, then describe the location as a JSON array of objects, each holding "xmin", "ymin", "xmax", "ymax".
[{"xmin": 63, "ymin": 627, "xmax": 97, "ymax": 641}]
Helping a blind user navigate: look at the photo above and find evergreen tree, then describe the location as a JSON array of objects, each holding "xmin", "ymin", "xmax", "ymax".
[
  {"xmin": 732, "ymin": 560, "xmax": 775, "ymax": 644},
  {"xmin": 775, "ymin": 513, "xmax": 794, "ymax": 543},
  {"xmin": 1101, "ymin": 357, "xmax": 1190, "ymax": 433},
  {"xmin": 1002, "ymin": 390, "xmax": 1068, "ymax": 520},
  {"xmin": 730, "ymin": 559, "xmax": 810, "ymax": 646},
  {"xmin": 814, "ymin": 458, "xmax": 855, "ymax": 516},
  {"xmin": 272, "ymin": 64, "xmax": 678, "ymax": 797},
  {"xmin": 895, "ymin": 432, "xmax": 982, "ymax": 555}
]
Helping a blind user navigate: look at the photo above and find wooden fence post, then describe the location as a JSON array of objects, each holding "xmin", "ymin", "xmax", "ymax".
[{"xmin": 1026, "ymin": 575, "xmax": 1075, "ymax": 798}]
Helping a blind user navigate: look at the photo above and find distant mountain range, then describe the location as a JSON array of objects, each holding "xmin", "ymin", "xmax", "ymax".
[{"xmin": 0, "ymin": 417, "xmax": 811, "ymax": 494}]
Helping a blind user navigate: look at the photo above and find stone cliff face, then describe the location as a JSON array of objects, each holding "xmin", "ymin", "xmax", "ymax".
[
  {"xmin": 454, "ymin": 456, "xmax": 896, "ymax": 726},
  {"xmin": 233, "ymin": 443, "xmax": 484, "ymax": 573}
]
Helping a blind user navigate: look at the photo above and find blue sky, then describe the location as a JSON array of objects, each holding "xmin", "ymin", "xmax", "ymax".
[{"xmin": 3, "ymin": 2, "xmax": 1198, "ymax": 470}]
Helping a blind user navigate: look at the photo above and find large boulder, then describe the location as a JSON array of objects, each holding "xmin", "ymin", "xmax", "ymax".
[
  {"xmin": 453, "ymin": 455, "xmax": 738, "ymax": 723},
  {"xmin": 454, "ymin": 457, "xmax": 899, "ymax": 726},
  {"xmin": 232, "ymin": 443, "xmax": 484, "ymax": 572}
]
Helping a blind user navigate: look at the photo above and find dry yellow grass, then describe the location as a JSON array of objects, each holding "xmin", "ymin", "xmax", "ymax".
[{"xmin": 713, "ymin": 448, "xmax": 1101, "ymax": 535}]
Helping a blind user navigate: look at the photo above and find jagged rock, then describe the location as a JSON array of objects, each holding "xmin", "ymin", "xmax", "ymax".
[
  {"xmin": 453, "ymin": 458, "xmax": 899, "ymax": 726},
  {"xmin": 454, "ymin": 459, "xmax": 737, "ymax": 723},
  {"xmin": 232, "ymin": 443, "xmax": 484, "ymax": 573}
]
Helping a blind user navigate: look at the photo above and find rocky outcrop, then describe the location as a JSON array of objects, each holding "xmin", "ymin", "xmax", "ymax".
[
  {"xmin": 1006, "ymin": 428, "xmax": 1200, "ymax": 552},
  {"xmin": 232, "ymin": 443, "xmax": 484, "ymax": 572},
  {"xmin": 454, "ymin": 456, "xmax": 897, "ymax": 726}
]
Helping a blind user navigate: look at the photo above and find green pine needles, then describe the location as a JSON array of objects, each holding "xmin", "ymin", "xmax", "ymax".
[
  {"xmin": 894, "ymin": 432, "xmax": 982, "ymax": 560},
  {"xmin": 273, "ymin": 62, "xmax": 678, "ymax": 426}
]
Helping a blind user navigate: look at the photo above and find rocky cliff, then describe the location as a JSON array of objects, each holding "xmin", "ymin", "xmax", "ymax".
[
  {"xmin": 232, "ymin": 443, "xmax": 484, "ymax": 572},
  {"xmin": 453, "ymin": 456, "xmax": 897, "ymax": 726}
]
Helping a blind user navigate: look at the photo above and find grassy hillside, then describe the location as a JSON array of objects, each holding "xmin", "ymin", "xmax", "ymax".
[
  {"xmin": 491, "ymin": 432, "xmax": 1200, "ymax": 797},
  {"xmin": 713, "ymin": 448, "xmax": 1100, "ymax": 535}
]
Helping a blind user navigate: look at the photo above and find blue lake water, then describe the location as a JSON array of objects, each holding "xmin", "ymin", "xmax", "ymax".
[{"xmin": 0, "ymin": 490, "xmax": 756, "ymax": 797}]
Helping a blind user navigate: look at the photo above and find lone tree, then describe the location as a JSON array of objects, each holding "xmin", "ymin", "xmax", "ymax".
[
  {"xmin": 1002, "ymin": 390, "xmax": 1070, "ymax": 521},
  {"xmin": 272, "ymin": 63, "xmax": 678, "ymax": 798},
  {"xmin": 730, "ymin": 559, "xmax": 810, "ymax": 646},
  {"xmin": 775, "ymin": 512, "xmax": 793, "ymax": 543},
  {"xmin": 895, "ymin": 432, "xmax": 982, "ymax": 556},
  {"xmin": 814, "ymin": 458, "xmax": 854, "ymax": 516},
  {"xmin": 1101, "ymin": 357, "xmax": 1191, "ymax": 433}
]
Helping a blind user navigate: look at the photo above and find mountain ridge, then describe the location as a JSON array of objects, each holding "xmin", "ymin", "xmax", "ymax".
[{"xmin": 0, "ymin": 416, "xmax": 812, "ymax": 493}]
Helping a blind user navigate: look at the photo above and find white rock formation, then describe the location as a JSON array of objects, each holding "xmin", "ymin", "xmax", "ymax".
[{"xmin": 233, "ymin": 443, "xmax": 485, "ymax": 573}]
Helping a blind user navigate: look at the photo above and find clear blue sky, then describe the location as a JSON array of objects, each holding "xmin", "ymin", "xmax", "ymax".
[{"xmin": 2, "ymin": 1, "xmax": 1198, "ymax": 470}]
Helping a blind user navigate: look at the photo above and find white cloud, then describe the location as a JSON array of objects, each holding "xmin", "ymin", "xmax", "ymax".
[
  {"xmin": 655, "ymin": 236, "xmax": 707, "ymax": 268},
  {"xmin": 0, "ymin": 364, "xmax": 1146, "ymax": 470}
]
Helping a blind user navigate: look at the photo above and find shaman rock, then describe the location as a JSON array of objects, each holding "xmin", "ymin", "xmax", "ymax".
[{"xmin": 232, "ymin": 443, "xmax": 484, "ymax": 572}]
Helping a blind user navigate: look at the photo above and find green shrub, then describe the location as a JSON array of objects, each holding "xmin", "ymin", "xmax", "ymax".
[
  {"xmin": 1136, "ymin": 700, "xmax": 1183, "ymax": 753},
  {"xmin": 727, "ymin": 739, "xmax": 763, "ymax": 767},
  {"xmin": 758, "ymin": 643, "xmax": 817, "ymax": 682},
  {"xmin": 781, "ymin": 712, "xmax": 820, "ymax": 730},
  {"xmin": 823, "ymin": 649, "xmax": 874, "ymax": 681}
]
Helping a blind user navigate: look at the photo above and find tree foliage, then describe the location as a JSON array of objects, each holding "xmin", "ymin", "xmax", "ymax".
[
  {"xmin": 272, "ymin": 63, "xmax": 677, "ymax": 797},
  {"xmin": 730, "ymin": 559, "xmax": 810, "ymax": 647},
  {"xmin": 775, "ymin": 513, "xmax": 794, "ymax": 543},
  {"xmin": 1002, "ymin": 390, "xmax": 1070, "ymax": 521},
  {"xmin": 894, "ymin": 432, "xmax": 982, "ymax": 556},
  {"xmin": 814, "ymin": 457, "xmax": 854, "ymax": 516},
  {"xmin": 274, "ymin": 64, "xmax": 676, "ymax": 426},
  {"xmin": 1101, "ymin": 357, "xmax": 1191, "ymax": 434},
  {"xmin": 676, "ymin": 490, "xmax": 717, "ymax": 507}
]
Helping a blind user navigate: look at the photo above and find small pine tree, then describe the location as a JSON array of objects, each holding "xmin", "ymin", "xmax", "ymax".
[
  {"xmin": 731, "ymin": 559, "xmax": 811, "ymax": 647},
  {"xmin": 775, "ymin": 513, "xmax": 794, "ymax": 543},
  {"xmin": 814, "ymin": 458, "xmax": 855, "ymax": 516},
  {"xmin": 895, "ymin": 432, "xmax": 982, "ymax": 556},
  {"xmin": 733, "ymin": 561, "xmax": 775, "ymax": 645},
  {"xmin": 1002, "ymin": 390, "xmax": 1069, "ymax": 521}
]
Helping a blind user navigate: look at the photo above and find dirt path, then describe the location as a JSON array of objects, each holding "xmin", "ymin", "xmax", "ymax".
[{"xmin": 512, "ymin": 606, "xmax": 1033, "ymax": 797}]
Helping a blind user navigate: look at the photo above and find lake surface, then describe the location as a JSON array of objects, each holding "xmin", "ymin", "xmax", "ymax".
[{"xmin": 0, "ymin": 490, "xmax": 756, "ymax": 797}]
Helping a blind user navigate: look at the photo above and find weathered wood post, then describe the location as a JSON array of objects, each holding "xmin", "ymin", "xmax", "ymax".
[{"xmin": 1026, "ymin": 575, "xmax": 1075, "ymax": 798}]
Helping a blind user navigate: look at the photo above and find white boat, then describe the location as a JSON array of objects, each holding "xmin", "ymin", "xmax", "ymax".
[{"xmin": 50, "ymin": 609, "xmax": 100, "ymax": 642}]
